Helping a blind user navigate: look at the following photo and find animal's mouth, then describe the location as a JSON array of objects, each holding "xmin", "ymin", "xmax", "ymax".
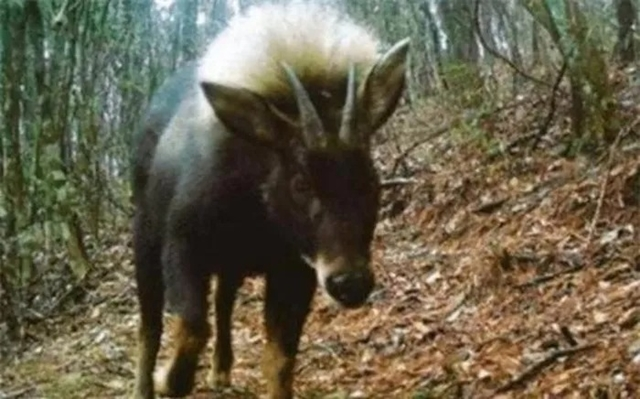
[{"xmin": 300, "ymin": 253, "xmax": 374, "ymax": 309}]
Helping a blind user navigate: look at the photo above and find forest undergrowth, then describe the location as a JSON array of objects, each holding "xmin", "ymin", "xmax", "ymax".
[{"xmin": 1, "ymin": 69, "xmax": 639, "ymax": 399}]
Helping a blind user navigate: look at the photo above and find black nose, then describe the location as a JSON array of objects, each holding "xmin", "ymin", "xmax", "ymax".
[{"xmin": 325, "ymin": 270, "xmax": 374, "ymax": 308}]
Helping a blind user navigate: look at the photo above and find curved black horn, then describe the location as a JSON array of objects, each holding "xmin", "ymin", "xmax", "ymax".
[
  {"xmin": 281, "ymin": 62, "xmax": 324, "ymax": 148},
  {"xmin": 339, "ymin": 64, "xmax": 357, "ymax": 146}
]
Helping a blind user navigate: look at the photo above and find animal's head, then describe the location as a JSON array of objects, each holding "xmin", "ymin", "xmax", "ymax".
[{"xmin": 201, "ymin": 38, "xmax": 410, "ymax": 308}]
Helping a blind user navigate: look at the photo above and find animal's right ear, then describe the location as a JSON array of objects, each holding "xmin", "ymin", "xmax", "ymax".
[
  {"xmin": 200, "ymin": 82, "xmax": 288, "ymax": 147},
  {"xmin": 358, "ymin": 38, "xmax": 410, "ymax": 132}
]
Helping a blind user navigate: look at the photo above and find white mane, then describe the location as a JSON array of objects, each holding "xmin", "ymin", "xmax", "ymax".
[{"xmin": 197, "ymin": 1, "xmax": 381, "ymax": 96}]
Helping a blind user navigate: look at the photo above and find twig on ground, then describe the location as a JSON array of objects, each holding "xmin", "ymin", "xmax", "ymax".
[
  {"xmin": 0, "ymin": 386, "xmax": 35, "ymax": 399},
  {"xmin": 559, "ymin": 326, "xmax": 578, "ymax": 347},
  {"xmin": 390, "ymin": 122, "xmax": 451, "ymax": 176},
  {"xmin": 494, "ymin": 343, "xmax": 597, "ymax": 394},
  {"xmin": 471, "ymin": 196, "xmax": 509, "ymax": 214},
  {"xmin": 380, "ymin": 177, "xmax": 418, "ymax": 189},
  {"xmin": 442, "ymin": 291, "xmax": 469, "ymax": 321},
  {"xmin": 516, "ymin": 264, "xmax": 583, "ymax": 290}
]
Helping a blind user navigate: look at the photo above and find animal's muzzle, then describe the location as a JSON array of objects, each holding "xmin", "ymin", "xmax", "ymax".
[{"xmin": 324, "ymin": 268, "xmax": 374, "ymax": 308}]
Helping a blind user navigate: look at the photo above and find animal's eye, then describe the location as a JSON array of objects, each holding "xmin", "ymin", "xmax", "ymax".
[{"xmin": 290, "ymin": 174, "xmax": 312, "ymax": 195}]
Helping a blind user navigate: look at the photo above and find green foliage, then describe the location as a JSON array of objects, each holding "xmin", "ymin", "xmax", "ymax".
[
  {"xmin": 0, "ymin": 0, "xmax": 179, "ymax": 333},
  {"xmin": 449, "ymin": 116, "xmax": 501, "ymax": 156},
  {"xmin": 441, "ymin": 61, "xmax": 485, "ymax": 108}
]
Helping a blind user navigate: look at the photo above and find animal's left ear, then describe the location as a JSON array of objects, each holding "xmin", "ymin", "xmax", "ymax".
[{"xmin": 358, "ymin": 37, "xmax": 410, "ymax": 132}]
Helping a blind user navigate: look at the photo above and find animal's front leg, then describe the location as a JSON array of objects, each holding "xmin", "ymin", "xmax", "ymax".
[{"xmin": 262, "ymin": 266, "xmax": 317, "ymax": 399}]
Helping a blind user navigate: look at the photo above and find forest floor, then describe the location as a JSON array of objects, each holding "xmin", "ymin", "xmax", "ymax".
[{"xmin": 1, "ymin": 73, "xmax": 640, "ymax": 399}]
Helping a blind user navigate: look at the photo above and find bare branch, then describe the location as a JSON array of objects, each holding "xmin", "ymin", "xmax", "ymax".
[
  {"xmin": 473, "ymin": 0, "xmax": 555, "ymax": 89},
  {"xmin": 530, "ymin": 59, "xmax": 568, "ymax": 149},
  {"xmin": 494, "ymin": 344, "xmax": 597, "ymax": 394}
]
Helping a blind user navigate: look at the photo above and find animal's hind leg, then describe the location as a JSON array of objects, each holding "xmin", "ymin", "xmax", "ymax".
[
  {"xmin": 262, "ymin": 266, "xmax": 316, "ymax": 399},
  {"xmin": 155, "ymin": 242, "xmax": 212, "ymax": 397},
  {"xmin": 209, "ymin": 274, "xmax": 242, "ymax": 388},
  {"xmin": 132, "ymin": 213, "xmax": 164, "ymax": 399}
]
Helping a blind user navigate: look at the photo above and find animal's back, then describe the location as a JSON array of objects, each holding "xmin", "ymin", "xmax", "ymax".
[{"xmin": 131, "ymin": 61, "xmax": 199, "ymax": 203}]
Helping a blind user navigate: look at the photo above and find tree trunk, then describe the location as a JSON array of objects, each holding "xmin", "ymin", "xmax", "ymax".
[
  {"xmin": 1, "ymin": 1, "xmax": 28, "ymax": 340},
  {"xmin": 614, "ymin": 0, "xmax": 636, "ymax": 65}
]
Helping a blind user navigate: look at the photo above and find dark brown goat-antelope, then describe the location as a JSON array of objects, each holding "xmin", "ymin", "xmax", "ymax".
[{"xmin": 130, "ymin": 3, "xmax": 409, "ymax": 398}]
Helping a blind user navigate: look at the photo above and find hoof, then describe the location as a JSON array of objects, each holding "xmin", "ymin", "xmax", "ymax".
[
  {"xmin": 130, "ymin": 391, "xmax": 154, "ymax": 399},
  {"xmin": 207, "ymin": 369, "xmax": 231, "ymax": 389},
  {"xmin": 132, "ymin": 375, "xmax": 155, "ymax": 399},
  {"xmin": 153, "ymin": 364, "xmax": 195, "ymax": 398}
]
